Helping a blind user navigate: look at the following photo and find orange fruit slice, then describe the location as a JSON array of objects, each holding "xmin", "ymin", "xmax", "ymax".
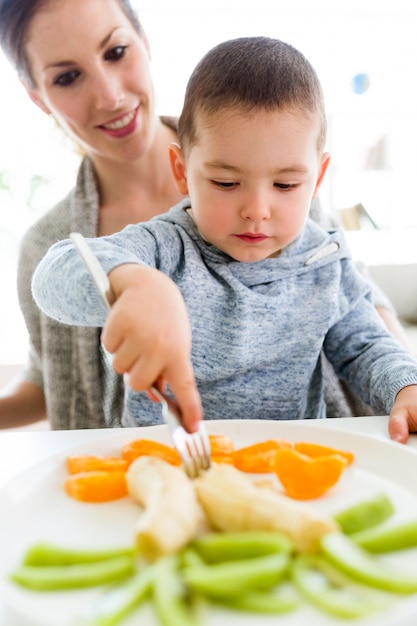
[
  {"xmin": 233, "ymin": 439, "xmax": 292, "ymax": 473},
  {"xmin": 209, "ymin": 434, "xmax": 235, "ymax": 455},
  {"xmin": 274, "ymin": 448, "xmax": 347, "ymax": 500},
  {"xmin": 294, "ymin": 442, "xmax": 354, "ymax": 466},
  {"xmin": 65, "ymin": 471, "xmax": 128, "ymax": 503},
  {"xmin": 207, "ymin": 434, "xmax": 235, "ymax": 465},
  {"xmin": 66, "ymin": 455, "xmax": 128, "ymax": 475},
  {"xmin": 121, "ymin": 439, "xmax": 181, "ymax": 467}
]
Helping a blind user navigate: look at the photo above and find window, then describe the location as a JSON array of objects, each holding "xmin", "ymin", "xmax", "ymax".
[{"xmin": 1, "ymin": 0, "xmax": 417, "ymax": 363}]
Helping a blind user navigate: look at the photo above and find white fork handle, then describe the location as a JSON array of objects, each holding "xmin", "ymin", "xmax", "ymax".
[
  {"xmin": 70, "ymin": 232, "xmax": 115, "ymax": 311},
  {"xmin": 70, "ymin": 232, "xmax": 177, "ymax": 416}
]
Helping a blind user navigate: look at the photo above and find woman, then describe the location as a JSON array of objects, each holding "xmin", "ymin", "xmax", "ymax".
[{"xmin": 0, "ymin": 0, "xmax": 184, "ymax": 429}]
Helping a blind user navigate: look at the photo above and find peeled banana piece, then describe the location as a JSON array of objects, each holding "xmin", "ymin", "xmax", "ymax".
[
  {"xmin": 194, "ymin": 463, "xmax": 338, "ymax": 553},
  {"xmin": 126, "ymin": 456, "xmax": 205, "ymax": 560}
]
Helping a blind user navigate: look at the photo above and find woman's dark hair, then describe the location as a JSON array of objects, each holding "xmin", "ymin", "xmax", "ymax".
[
  {"xmin": 178, "ymin": 36, "xmax": 327, "ymax": 154},
  {"xmin": 0, "ymin": 0, "xmax": 144, "ymax": 88}
]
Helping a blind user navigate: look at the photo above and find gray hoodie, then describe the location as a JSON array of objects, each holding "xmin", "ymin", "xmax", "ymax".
[{"xmin": 32, "ymin": 199, "xmax": 417, "ymax": 427}]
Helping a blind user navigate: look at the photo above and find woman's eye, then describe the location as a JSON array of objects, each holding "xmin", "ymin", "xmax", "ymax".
[
  {"xmin": 53, "ymin": 69, "xmax": 81, "ymax": 87},
  {"xmin": 105, "ymin": 45, "xmax": 128, "ymax": 62}
]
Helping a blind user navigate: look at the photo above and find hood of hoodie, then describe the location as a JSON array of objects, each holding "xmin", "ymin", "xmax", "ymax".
[{"xmin": 155, "ymin": 199, "xmax": 351, "ymax": 290}]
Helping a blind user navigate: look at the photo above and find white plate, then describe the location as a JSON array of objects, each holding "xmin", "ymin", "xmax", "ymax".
[{"xmin": 1, "ymin": 419, "xmax": 417, "ymax": 626}]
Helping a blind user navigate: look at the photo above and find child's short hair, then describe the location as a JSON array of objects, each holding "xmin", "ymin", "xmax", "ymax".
[{"xmin": 178, "ymin": 36, "xmax": 326, "ymax": 154}]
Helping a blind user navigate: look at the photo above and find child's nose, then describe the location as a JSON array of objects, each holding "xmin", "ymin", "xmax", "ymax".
[{"xmin": 240, "ymin": 192, "xmax": 271, "ymax": 222}]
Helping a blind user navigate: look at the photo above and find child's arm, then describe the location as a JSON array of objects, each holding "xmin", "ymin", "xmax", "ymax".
[
  {"xmin": 388, "ymin": 386, "xmax": 417, "ymax": 443},
  {"xmin": 376, "ymin": 306, "xmax": 417, "ymax": 355},
  {"xmin": 101, "ymin": 264, "xmax": 203, "ymax": 433}
]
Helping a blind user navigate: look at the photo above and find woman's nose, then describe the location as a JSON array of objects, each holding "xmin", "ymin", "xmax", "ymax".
[{"xmin": 92, "ymin": 71, "xmax": 124, "ymax": 111}]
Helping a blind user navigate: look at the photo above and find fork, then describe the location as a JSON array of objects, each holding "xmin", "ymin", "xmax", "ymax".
[
  {"xmin": 70, "ymin": 232, "xmax": 211, "ymax": 478},
  {"xmin": 148, "ymin": 386, "xmax": 211, "ymax": 478}
]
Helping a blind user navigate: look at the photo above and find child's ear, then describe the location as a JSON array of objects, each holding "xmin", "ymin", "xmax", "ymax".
[
  {"xmin": 19, "ymin": 76, "xmax": 51, "ymax": 115},
  {"xmin": 312, "ymin": 152, "xmax": 331, "ymax": 198},
  {"xmin": 169, "ymin": 143, "xmax": 189, "ymax": 195}
]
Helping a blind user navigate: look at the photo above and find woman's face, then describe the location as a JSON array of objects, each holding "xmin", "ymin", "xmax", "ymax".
[{"xmin": 24, "ymin": 0, "xmax": 157, "ymax": 164}]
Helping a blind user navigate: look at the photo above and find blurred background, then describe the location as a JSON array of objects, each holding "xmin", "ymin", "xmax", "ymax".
[{"xmin": 1, "ymin": 0, "xmax": 417, "ymax": 365}]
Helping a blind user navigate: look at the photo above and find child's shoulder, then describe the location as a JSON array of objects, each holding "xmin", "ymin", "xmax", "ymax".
[{"xmin": 304, "ymin": 217, "xmax": 348, "ymax": 251}]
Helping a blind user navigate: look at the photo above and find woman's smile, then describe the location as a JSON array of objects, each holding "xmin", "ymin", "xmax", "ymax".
[{"xmin": 98, "ymin": 106, "xmax": 140, "ymax": 138}]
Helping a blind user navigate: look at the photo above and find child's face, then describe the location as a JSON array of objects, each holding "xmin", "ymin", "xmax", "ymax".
[{"xmin": 170, "ymin": 107, "xmax": 330, "ymax": 262}]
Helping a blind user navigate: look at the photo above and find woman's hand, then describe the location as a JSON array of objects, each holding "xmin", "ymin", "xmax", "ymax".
[
  {"xmin": 0, "ymin": 379, "xmax": 47, "ymax": 429},
  {"xmin": 101, "ymin": 264, "xmax": 202, "ymax": 432}
]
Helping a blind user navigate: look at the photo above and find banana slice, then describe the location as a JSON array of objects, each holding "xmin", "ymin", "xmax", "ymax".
[
  {"xmin": 126, "ymin": 456, "xmax": 205, "ymax": 560},
  {"xmin": 195, "ymin": 463, "xmax": 338, "ymax": 553}
]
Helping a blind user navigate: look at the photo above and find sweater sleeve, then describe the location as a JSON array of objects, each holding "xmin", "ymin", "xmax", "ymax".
[
  {"xmin": 324, "ymin": 294, "xmax": 417, "ymax": 413},
  {"xmin": 33, "ymin": 240, "xmax": 120, "ymax": 326},
  {"xmin": 31, "ymin": 225, "xmax": 158, "ymax": 326}
]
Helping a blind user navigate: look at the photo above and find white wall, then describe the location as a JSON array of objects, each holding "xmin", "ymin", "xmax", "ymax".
[{"xmin": 0, "ymin": 364, "xmax": 22, "ymax": 388}]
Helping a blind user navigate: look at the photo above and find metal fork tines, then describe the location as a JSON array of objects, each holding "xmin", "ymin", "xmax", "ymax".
[{"xmin": 150, "ymin": 387, "xmax": 211, "ymax": 479}]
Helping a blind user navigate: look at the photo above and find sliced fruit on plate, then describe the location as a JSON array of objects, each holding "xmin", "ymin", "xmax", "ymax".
[
  {"xmin": 126, "ymin": 456, "xmax": 206, "ymax": 560},
  {"xmin": 121, "ymin": 439, "xmax": 182, "ymax": 467},
  {"xmin": 194, "ymin": 463, "xmax": 337, "ymax": 552},
  {"xmin": 232, "ymin": 439, "xmax": 292, "ymax": 473},
  {"xmin": 66, "ymin": 455, "xmax": 129, "ymax": 474},
  {"xmin": 274, "ymin": 448, "xmax": 348, "ymax": 500},
  {"xmin": 294, "ymin": 442, "xmax": 354, "ymax": 465},
  {"xmin": 333, "ymin": 492, "xmax": 395, "ymax": 535},
  {"xmin": 65, "ymin": 470, "xmax": 128, "ymax": 503}
]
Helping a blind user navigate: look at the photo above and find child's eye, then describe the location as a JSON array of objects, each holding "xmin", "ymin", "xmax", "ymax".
[
  {"xmin": 105, "ymin": 45, "xmax": 128, "ymax": 62},
  {"xmin": 53, "ymin": 69, "xmax": 81, "ymax": 87},
  {"xmin": 274, "ymin": 183, "xmax": 298, "ymax": 190},
  {"xmin": 212, "ymin": 181, "xmax": 237, "ymax": 189}
]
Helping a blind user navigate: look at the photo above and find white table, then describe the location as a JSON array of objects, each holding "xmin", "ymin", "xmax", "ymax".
[
  {"xmin": 1, "ymin": 417, "xmax": 417, "ymax": 626},
  {"xmin": 1, "ymin": 416, "xmax": 416, "ymax": 489}
]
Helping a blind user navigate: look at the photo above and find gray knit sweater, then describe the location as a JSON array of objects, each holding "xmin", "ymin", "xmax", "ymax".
[
  {"xmin": 18, "ymin": 157, "xmax": 115, "ymax": 429},
  {"xmin": 32, "ymin": 200, "xmax": 417, "ymax": 427}
]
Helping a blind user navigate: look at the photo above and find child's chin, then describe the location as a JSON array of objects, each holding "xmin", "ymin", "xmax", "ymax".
[{"xmin": 235, "ymin": 250, "xmax": 272, "ymax": 263}]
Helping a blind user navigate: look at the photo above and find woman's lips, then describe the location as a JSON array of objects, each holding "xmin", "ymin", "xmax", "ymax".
[
  {"xmin": 235, "ymin": 233, "xmax": 268, "ymax": 243},
  {"xmin": 98, "ymin": 107, "xmax": 139, "ymax": 138}
]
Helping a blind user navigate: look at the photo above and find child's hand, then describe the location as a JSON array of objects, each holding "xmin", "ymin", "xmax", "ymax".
[
  {"xmin": 101, "ymin": 264, "xmax": 203, "ymax": 433},
  {"xmin": 388, "ymin": 385, "xmax": 417, "ymax": 443}
]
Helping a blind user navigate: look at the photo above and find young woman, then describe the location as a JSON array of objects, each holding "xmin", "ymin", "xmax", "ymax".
[{"xmin": 0, "ymin": 0, "xmax": 184, "ymax": 429}]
